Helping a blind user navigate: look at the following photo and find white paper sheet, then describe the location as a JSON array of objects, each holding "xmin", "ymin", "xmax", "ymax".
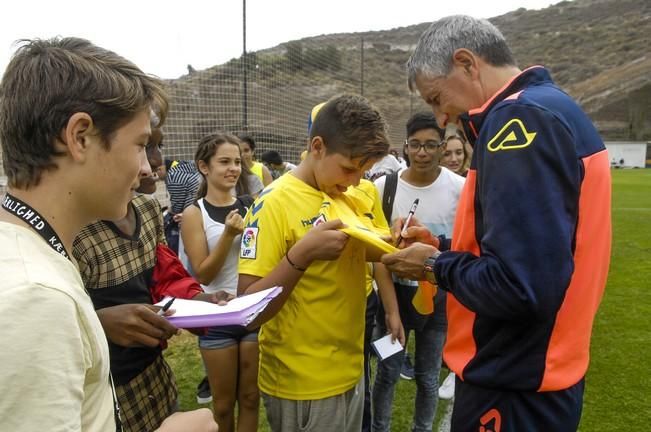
[
  {"xmin": 155, "ymin": 286, "xmax": 281, "ymax": 317},
  {"xmin": 372, "ymin": 334, "xmax": 404, "ymax": 361}
]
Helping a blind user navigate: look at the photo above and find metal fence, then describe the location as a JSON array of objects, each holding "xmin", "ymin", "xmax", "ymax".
[
  {"xmin": 162, "ymin": 32, "xmax": 431, "ymax": 165},
  {"xmin": 0, "ymin": 25, "xmax": 433, "ymax": 197}
]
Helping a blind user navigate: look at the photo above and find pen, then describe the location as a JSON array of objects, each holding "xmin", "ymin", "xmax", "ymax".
[
  {"xmin": 157, "ymin": 297, "xmax": 176, "ymax": 316},
  {"xmin": 395, "ymin": 198, "xmax": 419, "ymax": 246}
]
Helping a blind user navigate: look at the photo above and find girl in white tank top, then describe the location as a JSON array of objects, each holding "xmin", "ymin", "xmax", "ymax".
[{"xmin": 179, "ymin": 133, "xmax": 259, "ymax": 432}]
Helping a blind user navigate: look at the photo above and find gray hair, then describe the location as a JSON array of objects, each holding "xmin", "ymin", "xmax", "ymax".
[{"xmin": 407, "ymin": 15, "xmax": 516, "ymax": 91}]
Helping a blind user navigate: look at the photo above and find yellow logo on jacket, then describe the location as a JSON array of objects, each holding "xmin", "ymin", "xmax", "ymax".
[{"xmin": 487, "ymin": 119, "xmax": 536, "ymax": 152}]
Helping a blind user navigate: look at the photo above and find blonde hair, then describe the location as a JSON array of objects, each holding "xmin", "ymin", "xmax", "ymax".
[{"xmin": 442, "ymin": 130, "xmax": 471, "ymax": 174}]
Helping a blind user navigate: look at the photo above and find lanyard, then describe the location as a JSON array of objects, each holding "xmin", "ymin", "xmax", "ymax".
[
  {"xmin": 1, "ymin": 192, "xmax": 123, "ymax": 431},
  {"xmin": 1, "ymin": 193, "xmax": 70, "ymax": 259}
]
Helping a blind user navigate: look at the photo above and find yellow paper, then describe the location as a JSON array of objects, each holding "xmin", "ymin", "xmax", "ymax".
[
  {"xmin": 341, "ymin": 225, "xmax": 398, "ymax": 254},
  {"xmin": 321, "ymin": 193, "xmax": 398, "ymax": 256}
]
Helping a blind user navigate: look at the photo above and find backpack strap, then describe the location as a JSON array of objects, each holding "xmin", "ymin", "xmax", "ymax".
[{"xmin": 381, "ymin": 172, "xmax": 399, "ymax": 225}]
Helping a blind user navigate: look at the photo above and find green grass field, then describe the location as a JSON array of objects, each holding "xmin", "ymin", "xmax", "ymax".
[{"xmin": 166, "ymin": 169, "xmax": 651, "ymax": 431}]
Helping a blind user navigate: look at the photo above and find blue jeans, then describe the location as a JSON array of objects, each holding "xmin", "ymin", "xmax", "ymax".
[{"xmin": 371, "ymin": 323, "xmax": 446, "ymax": 432}]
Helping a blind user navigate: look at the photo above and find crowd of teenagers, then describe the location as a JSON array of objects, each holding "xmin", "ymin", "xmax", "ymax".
[{"xmin": 0, "ymin": 14, "xmax": 610, "ymax": 432}]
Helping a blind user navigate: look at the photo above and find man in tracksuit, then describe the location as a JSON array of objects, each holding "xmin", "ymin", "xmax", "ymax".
[{"xmin": 382, "ymin": 15, "xmax": 611, "ymax": 432}]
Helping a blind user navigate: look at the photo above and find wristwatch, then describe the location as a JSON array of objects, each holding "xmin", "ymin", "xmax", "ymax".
[{"xmin": 423, "ymin": 251, "xmax": 441, "ymax": 284}]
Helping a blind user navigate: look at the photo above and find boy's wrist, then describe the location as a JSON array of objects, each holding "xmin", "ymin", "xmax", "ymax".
[{"xmin": 288, "ymin": 243, "xmax": 311, "ymax": 269}]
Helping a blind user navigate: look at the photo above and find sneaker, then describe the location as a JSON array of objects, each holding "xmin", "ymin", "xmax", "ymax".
[
  {"xmin": 400, "ymin": 353, "xmax": 415, "ymax": 380},
  {"xmin": 196, "ymin": 377, "xmax": 212, "ymax": 404},
  {"xmin": 438, "ymin": 372, "xmax": 455, "ymax": 400}
]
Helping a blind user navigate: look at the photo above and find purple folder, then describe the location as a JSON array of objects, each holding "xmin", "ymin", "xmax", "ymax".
[{"xmin": 155, "ymin": 286, "xmax": 282, "ymax": 328}]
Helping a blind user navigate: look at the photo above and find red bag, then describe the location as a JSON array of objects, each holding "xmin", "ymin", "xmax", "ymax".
[{"xmin": 151, "ymin": 243, "xmax": 203, "ymax": 303}]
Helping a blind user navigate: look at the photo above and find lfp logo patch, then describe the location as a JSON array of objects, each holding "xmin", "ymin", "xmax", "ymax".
[{"xmin": 240, "ymin": 227, "xmax": 258, "ymax": 259}]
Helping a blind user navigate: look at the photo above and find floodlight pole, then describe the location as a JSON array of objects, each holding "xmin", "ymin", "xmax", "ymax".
[
  {"xmin": 242, "ymin": 0, "xmax": 248, "ymax": 131},
  {"xmin": 360, "ymin": 36, "xmax": 365, "ymax": 96}
]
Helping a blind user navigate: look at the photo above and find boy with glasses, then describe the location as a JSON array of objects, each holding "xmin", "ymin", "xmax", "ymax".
[{"xmin": 372, "ymin": 112, "xmax": 464, "ymax": 432}]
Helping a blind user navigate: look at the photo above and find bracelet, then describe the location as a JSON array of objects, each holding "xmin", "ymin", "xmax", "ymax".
[{"xmin": 285, "ymin": 251, "xmax": 307, "ymax": 272}]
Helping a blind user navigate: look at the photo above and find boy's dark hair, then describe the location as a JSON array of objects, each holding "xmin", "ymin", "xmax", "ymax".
[
  {"xmin": 260, "ymin": 150, "xmax": 283, "ymax": 166},
  {"xmin": 309, "ymin": 94, "xmax": 389, "ymax": 166},
  {"xmin": 0, "ymin": 37, "xmax": 169, "ymax": 189},
  {"xmin": 406, "ymin": 112, "xmax": 444, "ymax": 139},
  {"xmin": 238, "ymin": 134, "xmax": 256, "ymax": 150}
]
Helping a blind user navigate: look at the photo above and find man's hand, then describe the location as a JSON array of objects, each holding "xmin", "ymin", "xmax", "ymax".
[
  {"xmin": 193, "ymin": 290, "xmax": 235, "ymax": 306},
  {"xmin": 172, "ymin": 213, "xmax": 183, "ymax": 224},
  {"xmin": 381, "ymin": 242, "xmax": 438, "ymax": 280},
  {"xmin": 96, "ymin": 304, "xmax": 180, "ymax": 348},
  {"xmin": 291, "ymin": 219, "xmax": 349, "ymax": 267},
  {"xmin": 392, "ymin": 216, "xmax": 439, "ymax": 249},
  {"xmin": 385, "ymin": 311, "xmax": 405, "ymax": 346}
]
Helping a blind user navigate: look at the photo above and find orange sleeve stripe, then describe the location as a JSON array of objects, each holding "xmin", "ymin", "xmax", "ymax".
[
  {"xmin": 539, "ymin": 150, "xmax": 612, "ymax": 391},
  {"xmin": 443, "ymin": 169, "xmax": 480, "ymax": 378}
]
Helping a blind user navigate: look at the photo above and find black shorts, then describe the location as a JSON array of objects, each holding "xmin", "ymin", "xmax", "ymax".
[{"xmin": 451, "ymin": 376, "xmax": 585, "ymax": 432}]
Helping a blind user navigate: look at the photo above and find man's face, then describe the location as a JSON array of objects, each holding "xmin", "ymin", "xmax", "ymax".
[
  {"xmin": 314, "ymin": 151, "xmax": 376, "ymax": 197},
  {"xmin": 137, "ymin": 143, "xmax": 163, "ymax": 195},
  {"xmin": 404, "ymin": 128, "xmax": 443, "ymax": 174},
  {"xmin": 156, "ymin": 164, "xmax": 168, "ymax": 181},
  {"xmin": 414, "ymin": 65, "xmax": 484, "ymax": 129},
  {"xmin": 86, "ymin": 109, "xmax": 152, "ymax": 220}
]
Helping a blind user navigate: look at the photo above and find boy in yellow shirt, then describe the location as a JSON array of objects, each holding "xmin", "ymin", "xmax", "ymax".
[{"xmin": 238, "ymin": 94, "xmax": 393, "ymax": 432}]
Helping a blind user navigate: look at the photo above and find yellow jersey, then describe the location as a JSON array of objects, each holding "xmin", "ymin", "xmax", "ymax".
[
  {"xmin": 250, "ymin": 161, "xmax": 264, "ymax": 183},
  {"xmin": 239, "ymin": 174, "xmax": 368, "ymax": 400},
  {"xmin": 345, "ymin": 180, "xmax": 390, "ymax": 296}
]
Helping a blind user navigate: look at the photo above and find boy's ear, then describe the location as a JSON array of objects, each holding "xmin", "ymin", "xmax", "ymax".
[
  {"xmin": 310, "ymin": 136, "xmax": 326, "ymax": 159},
  {"xmin": 60, "ymin": 112, "xmax": 96, "ymax": 163}
]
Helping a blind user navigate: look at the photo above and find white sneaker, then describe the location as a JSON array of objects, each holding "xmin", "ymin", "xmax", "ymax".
[{"xmin": 438, "ymin": 372, "xmax": 455, "ymax": 400}]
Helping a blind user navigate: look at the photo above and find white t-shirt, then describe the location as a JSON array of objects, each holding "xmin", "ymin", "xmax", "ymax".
[
  {"xmin": 375, "ymin": 166, "xmax": 464, "ymax": 317},
  {"xmin": 0, "ymin": 223, "xmax": 115, "ymax": 432},
  {"xmin": 368, "ymin": 154, "xmax": 402, "ymax": 180},
  {"xmin": 374, "ymin": 167, "xmax": 465, "ymax": 238}
]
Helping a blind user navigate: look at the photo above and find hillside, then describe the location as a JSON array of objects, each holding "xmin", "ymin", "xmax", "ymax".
[{"xmin": 162, "ymin": 0, "xmax": 650, "ymax": 160}]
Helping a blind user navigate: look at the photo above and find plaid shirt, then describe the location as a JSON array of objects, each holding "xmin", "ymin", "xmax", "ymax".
[
  {"xmin": 73, "ymin": 195, "xmax": 175, "ymax": 432},
  {"xmin": 114, "ymin": 354, "xmax": 177, "ymax": 432},
  {"xmin": 74, "ymin": 194, "xmax": 165, "ymax": 291}
]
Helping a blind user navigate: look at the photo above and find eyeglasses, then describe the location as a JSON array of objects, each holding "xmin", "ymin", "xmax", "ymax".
[{"xmin": 405, "ymin": 139, "xmax": 444, "ymax": 153}]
